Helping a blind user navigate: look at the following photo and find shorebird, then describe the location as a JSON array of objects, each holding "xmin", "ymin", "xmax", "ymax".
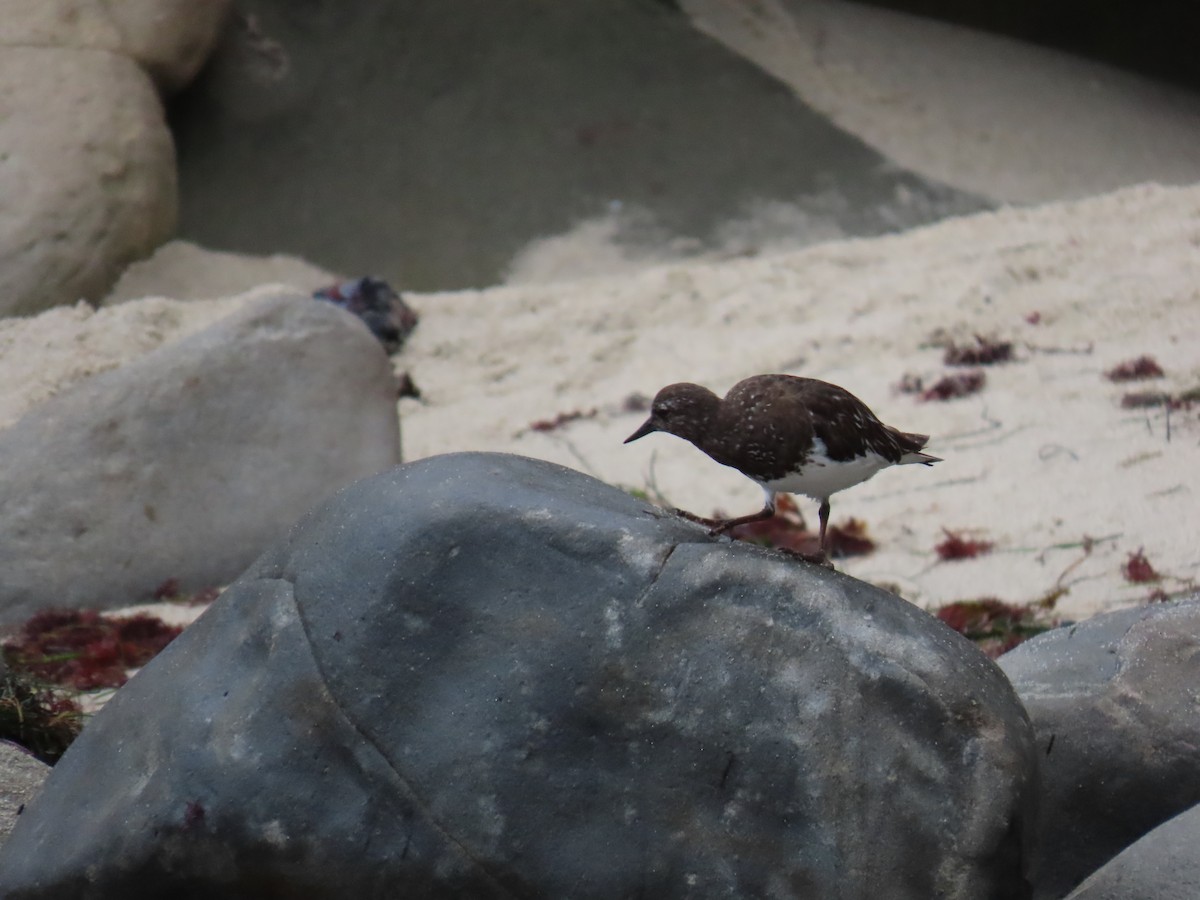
[{"xmin": 624, "ymin": 374, "xmax": 940, "ymax": 551}]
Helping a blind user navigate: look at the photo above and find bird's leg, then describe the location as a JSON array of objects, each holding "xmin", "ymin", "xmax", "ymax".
[
  {"xmin": 669, "ymin": 507, "xmax": 724, "ymax": 528},
  {"xmin": 707, "ymin": 493, "xmax": 777, "ymax": 536},
  {"xmin": 817, "ymin": 498, "xmax": 831, "ymax": 550}
]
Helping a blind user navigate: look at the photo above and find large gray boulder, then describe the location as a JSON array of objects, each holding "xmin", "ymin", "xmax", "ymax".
[
  {"xmin": 1063, "ymin": 803, "xmax": 1200, "ymax": 900},
  {"xmin": 0, "ymin": 453, "xmax": 1036, "ymax": 899},
  {"xmin": 998, "ymin": 598, "xmax": 1200, "ymax": 899},
  {"xmin": 0, "ymin": 291, "xmax": 400, "ymax": 625}
]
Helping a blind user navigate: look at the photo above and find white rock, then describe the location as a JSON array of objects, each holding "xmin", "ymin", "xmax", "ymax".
[
  {"xmin": 0, "ymin": 289, "xmax": 401, "ymax": 625},
  {"xmin": 0, "ymin": 0, "xmax": 231, "ymax": 92},
  {"xmin": 103, "ymin": 240, "xmax": 339, "ymax": 307},
  {"xmin": 0, "ymin": 48, "xmax": 175, "ymax": 316},
  {"xmin": 102, "ymin": 0, "xmax": 233, "ymax": 93}
]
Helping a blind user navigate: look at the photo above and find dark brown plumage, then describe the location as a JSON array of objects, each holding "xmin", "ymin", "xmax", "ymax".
[{"xmin": 625, "ymin": 374, "xmax": 940, "ymax": 551}]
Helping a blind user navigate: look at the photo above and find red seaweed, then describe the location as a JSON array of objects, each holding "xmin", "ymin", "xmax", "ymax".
[
  {"xmin": 153, "ymin": 577, "xmax": 181, "ymax": 600},
  {"xmin": 526, "ymin": 408, "xmax": 598, "ymax": 433},
  {"xmin": 726, "ymin": 496, "xmax": 816, "ymax": 555},
  {"xmin": 943, "ymin": 335, "xmax": 1013, "ymax": 366},
  {"xmin": 1120, "ymin": 391, "xmax": 1172, "ymax": 409},
  {"xmin": 3, "ymin": 608, "xmax": 183, "ymax": 691},
  {"xmin": 0, "ymin": 672, "xmax": 82, "ymax": 764},
  {"xmin": 726, "ymin": 497, "xmax": 874, "ymax": 559},
  {"xmin": 1105, "ymin": 356, "xmax": 1164, "ymax": 382},
  {"xmin": 919, "ymin": 371, "xmax": 985, "ymax": 402},
  {"xmin": 1120, "ymin": 388, "xmax": 1197, "ymax": 411},
  {"xmin": 1122, "ymin": 548, "xmax": 1160, "ymax": 584},
  {"xmin": 936, "ymin": 598, "xmax": 1052, "ymax": 658},
  {"xmin": 935, "ymin": 529, "xmax": 994, "ymax": 561},
  {"xmin": 825, "ymin": 518, "xmax": 876, "ymax": 558}
]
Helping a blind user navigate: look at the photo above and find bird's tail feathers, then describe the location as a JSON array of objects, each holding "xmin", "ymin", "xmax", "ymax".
[
  {"xmin": 900, "ymin": 449, "xmax": 941, "ymax": 466},
  {"xmin": 890, "ymin": 429, "xmax": 941, "ymax": 466}
]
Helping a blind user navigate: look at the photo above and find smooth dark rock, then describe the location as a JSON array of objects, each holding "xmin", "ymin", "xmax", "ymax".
[
  {"xmin": 998, "ymin": 597, "xmax": 1200, "ymax": 899},
  {"xmin": 0, "ymin": 453, "xmax": 1036, "ymax": 899},
  {"xmin": 1063, "ymin": 802, "xmax": 1200, "ymax": 900}
]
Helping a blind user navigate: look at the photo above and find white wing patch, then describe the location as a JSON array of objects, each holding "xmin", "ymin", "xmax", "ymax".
[{"xmin": 759, "ymin": 436, "xmax": 892, "ymax": 500}]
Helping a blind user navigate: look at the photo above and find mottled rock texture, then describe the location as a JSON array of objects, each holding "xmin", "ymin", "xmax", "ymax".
[
  {"xmin": 999, "ymin": 597, "xmax": 1200, "ymax": 899},
  {"xmin": 0, "ymin": 453, "xmax": 1036, "ymax": 899},
  {"xmin": 0, "ymin": 742, "xmax": 49, "ymax": 847}
]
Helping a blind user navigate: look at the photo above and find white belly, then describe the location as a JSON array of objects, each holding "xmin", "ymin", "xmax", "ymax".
[{"xmin": 760, "ymin": 443, "xmax": 891, "ymax": 500}]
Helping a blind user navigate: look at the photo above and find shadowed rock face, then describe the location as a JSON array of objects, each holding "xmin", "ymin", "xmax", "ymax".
[
  {"xmin": 0, "ymin": 453, "xmax": 1036, "ymax": 899},
  {"xmin": 171, "ymin": 0, "xmax": 985, "ymax": 291},
  {"xmin": 1062, "ymin": 802, "xmax": 1200, "ymax": 900},
  {"xmin": 999, "ymin": 597, "xmax": 1200, "ymax": 900}
]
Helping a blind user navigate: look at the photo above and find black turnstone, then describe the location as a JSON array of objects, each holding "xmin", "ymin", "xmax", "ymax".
[{"xmin": 624, "ymin": 374, "xmax": 941, "ymax": 551}]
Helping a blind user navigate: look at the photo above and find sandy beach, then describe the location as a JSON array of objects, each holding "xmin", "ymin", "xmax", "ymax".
[{"xmin": 396, "ymin": 183, "xmax": 1200, "ymax": 622}]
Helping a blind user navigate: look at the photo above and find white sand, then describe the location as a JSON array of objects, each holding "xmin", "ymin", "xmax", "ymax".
[
  {"xmin": 398, "ymin": 183, "xmax": 1200, "ymax": 621},
  {"xmin": 0, "ymin": 294, "xmax": 251, "ymax": 429}
]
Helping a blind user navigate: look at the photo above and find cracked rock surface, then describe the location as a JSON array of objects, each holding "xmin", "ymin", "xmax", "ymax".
[{"xmin": 0, "ymin": 452, "xmax": 1036, "ymax": 898}]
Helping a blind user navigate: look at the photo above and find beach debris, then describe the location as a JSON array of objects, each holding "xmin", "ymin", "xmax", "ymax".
[
  {"xmin": 895, "ymin": 372, "xmax": 925, "ymax": 395},
  {"xmin": 935, "ymin": 529, "xmax": 994, "ymax": 561},
  {"xmin": 314, "ymin": 277, "xmax": 418, "ymax": 354},
  {"xmin": 395, "ymin": 371, "xmax": 422, "ymax": 400},
  {"xmin": 526, "ymin": 408, "xmax": 599, "ymax": 434},
  {"xmin": 621, "ymin": 392, "xmax": 651, "ymax": 413},
  {"xmin": 1120, "ymin": 386, "xmax": 1199, "ymax": 410},
  {"xmin": 1122, "ymin": 548, "xmax": 1161, "ymax": 584},
  {"xmin": 918, "ymin": 371, "xmax": 986, "ymax": 402},
  {"xmin": 0, "ymin": 671, "xmax": 81, "ymax": 763},
  {"xmin": 943, "ymin": 335, "xmax": 1013, "ymax": 366},
  {"xmin": 3, "ymin": 609, "xmax": 182, "ymax": 691},
  {"xmin": 826, "ymin": 518, "xmax": 876, "ymax": 558},
  {"xmin": 725, "ymin": 496, "xmax": 875, "ymax": 559},
  {"xmin": 936, "ymin": 598, "xmax": 1054, "ymax": 658},
  {"xmin": 1105, "ymin": 355, "xmax": 1164, "ymax": 382}
]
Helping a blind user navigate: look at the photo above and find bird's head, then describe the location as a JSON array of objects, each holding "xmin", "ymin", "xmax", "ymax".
[{"xmin": 624, "ymin": 382, "xmax": 719, "ymax": 445}]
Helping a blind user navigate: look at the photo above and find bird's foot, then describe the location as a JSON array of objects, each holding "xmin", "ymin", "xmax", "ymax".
[
  {"xmin": 707, "ymin": 520, "xmax": 740, "ymax": 537},
  {"xmin": 777, "ymin": 546, "xmax": 833, "ymax": 567},
  {"xmin": 670, "ymin": 507, "xmax": 726, "ymax": 530}
]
